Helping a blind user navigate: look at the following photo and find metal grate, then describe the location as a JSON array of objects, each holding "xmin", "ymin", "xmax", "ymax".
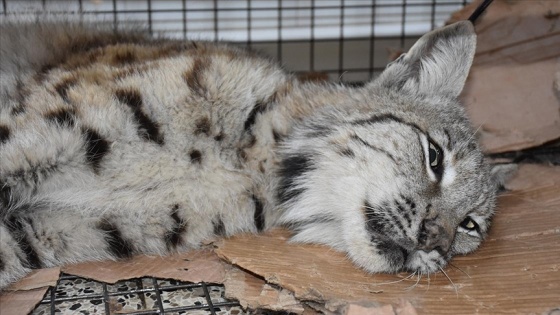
[
  {"xmin": 32, "ymin": 274, "xmax": 242, "ymax": 314},
  {"xmin": 0, "ymin": 0, "xmax": 471, "ymax": 82}
]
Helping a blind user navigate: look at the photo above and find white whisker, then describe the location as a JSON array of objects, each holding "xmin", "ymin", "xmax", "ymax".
[
  {"xmin": 439, "ymin": 266, "xmax": 458, "ymax": 298},
  {"xmin": 405, "ymin": 271, "xmax": 422, "ymax": 291},
  {"xmin": 372, "ymin": 271, "xmax": 416, "ymax": 286},
  {"xmin": 449, "ymin": 262, "xmax": 471, "ymax": 278},
  {"xmin": 455, "ymin": 121, "xmax": 486, "ymax": 154}
]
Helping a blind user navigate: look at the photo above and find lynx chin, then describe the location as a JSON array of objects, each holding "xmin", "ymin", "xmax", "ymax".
[{"xmin": 0, "ymin": 16, "xmax": 514, "ymax": 289}]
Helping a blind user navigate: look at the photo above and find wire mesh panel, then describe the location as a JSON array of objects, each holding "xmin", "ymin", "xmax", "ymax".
[
  {"xmin": 31, "ymin": 274, "xmax": 243, "ymax": 315},
  {"xmin": 0, "ymin": 0, "xmax": 470, "ymax": 82}
]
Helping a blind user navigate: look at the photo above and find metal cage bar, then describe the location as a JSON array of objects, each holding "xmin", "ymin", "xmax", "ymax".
[{"xmin": 0, "ymin": 0, "xmax": 470, "ymax": 82}]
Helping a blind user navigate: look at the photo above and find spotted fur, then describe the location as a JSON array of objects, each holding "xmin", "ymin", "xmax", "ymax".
[{"xmin": 0, "ymin": 16, "xmax": 515, "ymax": 289}]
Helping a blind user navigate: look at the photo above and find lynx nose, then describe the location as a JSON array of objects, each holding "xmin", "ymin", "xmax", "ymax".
[{"xmin": 418, "ymin": 219, "xmax": 453, "ymax": 255}]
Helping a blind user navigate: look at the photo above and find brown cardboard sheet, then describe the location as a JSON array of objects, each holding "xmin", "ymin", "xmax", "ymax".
[
  {"xmin": 0, "ymin": 287, "xmax": 49, "ymax": 315},
  {"xmin": 223, "ymin": 266, "xmax": 306, "ymax": 314},
  {"xmin": 452, "ymin": 0, "xmax": 560, "ymax": 153},
  {"xmin": 61, "ymin": 249, "xmax": 225, "ymax": 284},
  {"xmin": 5, "ymin": 267, "xmax": 60, "ymax": 292}
]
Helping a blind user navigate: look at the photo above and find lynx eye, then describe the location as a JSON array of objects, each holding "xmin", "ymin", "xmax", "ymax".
[
  {"xmin": 460, "ymin": 217, "xmax": 478, "ymax": 231},
  {"xmin": 428, "ymin": 140, "xmax": 443, "ymax": 173}
]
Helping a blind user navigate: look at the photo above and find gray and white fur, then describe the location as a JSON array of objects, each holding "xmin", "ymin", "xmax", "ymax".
[{"xmin": 0, "ymin": 16, "xmax": 514, "ymax": 289}]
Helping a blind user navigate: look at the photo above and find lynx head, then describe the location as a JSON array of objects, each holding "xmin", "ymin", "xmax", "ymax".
[{"xmin": 278, "ymin": 21, "xmax": 515, "ymax": 275}]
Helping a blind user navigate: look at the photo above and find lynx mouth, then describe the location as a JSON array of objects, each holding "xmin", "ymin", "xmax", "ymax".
[{"xmin": 404, "ymin": 249, "xmax": 448, "ymax": 274}]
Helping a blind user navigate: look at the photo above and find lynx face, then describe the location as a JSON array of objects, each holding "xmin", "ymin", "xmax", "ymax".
[{"xmin": 277, "ymin": 21, "xmax": 514, "ymax": 274}]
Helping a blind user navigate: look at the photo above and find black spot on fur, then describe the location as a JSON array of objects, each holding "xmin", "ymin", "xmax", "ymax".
[
  {"xmin": 246, "ymin": 135, "xmax": 257, "ymax": 148},
  {"xmin": 396, "ymin": 201, "xmax": 412, "ymax": 228},
  {"xmin": 0, "ymin": 254, "xmax": 4, "ymax": 272},
  {"xmin": 97, "ymin": 220, "xmax": 134, "ymax": 258},
  {"xmin": 0, "ymin": 125, "xmax": 10, "ymax": 144},
  {"xmin": 387, "ymin": 207, "xmax": 406, "ymax": 236},
  {"xmin": 189, "ymin": 150, "xmax": 202, "ymax": 164},
  {"xmin": 165, "ymin": 205, "xmax": 188, "ymax": 250},
  {"xmin": 115, "ymin": 88, "xmax": 142, "ymax": 108},
  {"xmin": 277, "ymin": 154, "xmax": 314, "ymax": 204},
  {"xmin": 183, "ymin": 58, "xmax": 208, "ymax": 96},
  {"xmin": 287, "ymin": 214, "xmax": 337, "ymax": 232},
  {"xmin": 11, "ymin": 103, "xmax": 26, "ymax": 115},
  {"xmin": 113, "ymin": 50, "xmax": 136, "ymax": 64},
  {"xmin": 69, "ymin": 38, "xmax": 104, "ymax": 53},
  {"xmin": 82, "ymin": 128, "xmax": 110, "ymax": 173},
  {"xmin": 272, "ymin": 129, "xmax": 283, "ymax": 143},
  {"xmin": 304, "ymin": 123, "xmax": 332, "ymax": 138},
  {"xmin": 194, "ymin": 117, "xmax": 211, "ymax": 136},
  {"xmin": 214, "ymin": 132, "xmax": 224, "ymax": 141},
  {"xmin": 45, "ymin": 108, "xmax": 75, "ymax": 127},
  {"xmin": 54, "ymin": 77, "xmax": 78, "ymax": 103},
  {"xmin": 401, "ymin": 196, "xmax": 417, "ymax": 223},
  {"xmin": 339, "ymin": 147, "xmax": 355, "ymax": 157},
  {"xmin": 244, "ymin": 100, "xmax": 270, "ymax": 132},
  {"xmin": 35, "ymin": 64, "xmax": 54, "ymax": 83},
  {"xmin": 6, "ymin": 216, "xmax": 42, "ymax": 269},
  {"xmin": 213, "ymin": 217, "xmax": 226, "ymax": 236},
  {"xmin": 252, "ymin": 195, "xmax": 265, "ymax": 232},
  {"xmin": 403, "ymin": 197, "xmax": 416, "ymax": 210},
  {"xmin": 115, "ymin": 89, "xmax": 165, "ymax": 145},
  {"xmin": 0, "ymin": 182, "xmax": 11, "ymax": 208}
]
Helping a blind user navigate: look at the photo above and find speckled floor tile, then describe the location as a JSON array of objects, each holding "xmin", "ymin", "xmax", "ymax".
[
  {"xmin": 160, "ymin": 287, "xmax": 207, "ymax": 309},
  {"xmin": 56, "ymin": 277, "xmax": 104, "ymax": 298}
]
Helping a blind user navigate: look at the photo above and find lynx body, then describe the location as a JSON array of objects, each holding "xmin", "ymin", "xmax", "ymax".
[{"xmin": 0, "ymin": 17, "xmax": 511, "ymax": 289}]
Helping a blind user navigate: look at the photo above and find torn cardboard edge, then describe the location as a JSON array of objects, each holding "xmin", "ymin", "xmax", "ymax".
[
  {"xmin": 3, "ymin": 249, "xmax": 226, "ymax": 290},
  {"xmin": 61, "ymin": 248, "xmax": 225, "ymax": 285},
  {"xmin": 223, "ymin": 265, "xmax": 306, "ymax": 314}
]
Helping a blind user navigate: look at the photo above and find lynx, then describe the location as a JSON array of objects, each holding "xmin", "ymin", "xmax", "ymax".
[{"xmin": 0, "ymin": 17, "xmax": 513, "ymax": 289}]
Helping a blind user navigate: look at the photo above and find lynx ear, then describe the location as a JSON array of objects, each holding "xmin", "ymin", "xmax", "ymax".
[{"xmin": 374, "ymin": 21, "xmax": 476, "ymax": 98}]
